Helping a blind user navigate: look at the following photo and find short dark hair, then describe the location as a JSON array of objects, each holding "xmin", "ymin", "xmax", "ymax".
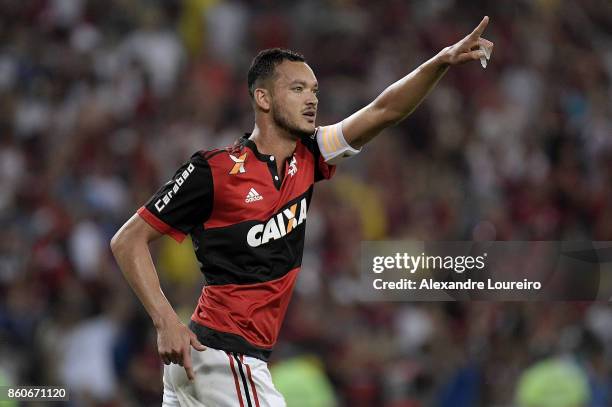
[{"xmin": 247, "ymin": 48, "xmax": 305, "ymax": 99}]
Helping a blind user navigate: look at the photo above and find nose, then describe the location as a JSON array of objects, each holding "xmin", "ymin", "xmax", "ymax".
[{"xmin": 306, "ymin": 93, "xmax": 317, "ymax": 109}]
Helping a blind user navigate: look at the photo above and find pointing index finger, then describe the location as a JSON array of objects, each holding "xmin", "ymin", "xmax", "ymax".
[{"xmin": 471, "ymin": 16, "xmax": 490, "ymax": 38}]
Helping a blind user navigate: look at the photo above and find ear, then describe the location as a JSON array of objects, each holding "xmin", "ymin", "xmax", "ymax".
[{"xmin": 254, "ymin": 87, "xmax": 271, "ymax": 112}]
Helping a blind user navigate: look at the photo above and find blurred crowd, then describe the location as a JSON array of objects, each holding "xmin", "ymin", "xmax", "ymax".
[{"xmin": 1, "ymin": 0, "xmax": 611, "ymax": 406}]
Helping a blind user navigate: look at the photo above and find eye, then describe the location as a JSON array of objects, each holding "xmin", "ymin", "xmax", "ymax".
[
  {"xmin": 313, "ymin": 89, "xmax": 319, "ymax": 95},
  {"xmin": 293, "ymin": 86, "xmax": 303, "ymax": 92}
]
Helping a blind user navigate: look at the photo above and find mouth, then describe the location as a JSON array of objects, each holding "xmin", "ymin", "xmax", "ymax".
[{"xmin": 302, "ymin": 110, "xmax": 316, "ymax": 123}]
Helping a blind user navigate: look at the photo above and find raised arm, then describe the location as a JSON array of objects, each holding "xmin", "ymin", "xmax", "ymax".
[
  {"xmin": 110, "ymin": 214, "xmax": 206, "ymax": 381},
  {"xmin": 343, "ymin": 16, "xmax": 494, "ymax": 148}
]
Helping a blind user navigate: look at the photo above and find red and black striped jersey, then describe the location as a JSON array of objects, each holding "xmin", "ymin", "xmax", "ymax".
[{"xmin": 137, "ymin": 132, "xmax": 335, "ymax": 360}]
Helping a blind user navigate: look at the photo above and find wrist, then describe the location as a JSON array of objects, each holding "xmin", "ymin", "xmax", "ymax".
[
  {"xmin": 432, "ymin": 47, "xmax": 452, "ymax": 68},
  {"xmin": 417, "ymin": 51, "xmax": 451, "ymax": 79},
  {"xmin": 152, "ymin": 309, "xmax": 180, "ymax": 329}
]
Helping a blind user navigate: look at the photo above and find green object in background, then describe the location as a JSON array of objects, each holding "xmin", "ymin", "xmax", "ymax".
[
  {"xmin": 0, "ymin": 370, "xmax": 17, "ymax": 407},
  {"xmin": 515, "ymin": 358, "xmax": 591, "ymax": 407},
  {"xmin": 271, "ymin": 355, "xmax": 336, "ymax": 407}
]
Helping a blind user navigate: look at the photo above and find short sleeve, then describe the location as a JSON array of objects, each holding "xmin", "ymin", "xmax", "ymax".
[
  {"xmin": 315, "ymin": 121, "xmax": 361, "ymax": 165},
  {"xmin": 137, "ymin": 152, "xmax": 213, "ymax": 242},
  {"xmin": 299, "ymin": 133, "xmax": 335, "ymax": 183}
]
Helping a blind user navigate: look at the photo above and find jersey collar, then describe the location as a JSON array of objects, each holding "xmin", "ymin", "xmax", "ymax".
[
  {"xmin": 241, "ymin": 133, "xmax": 312, "ymax": 162},
  {"xmin": 240, "ymin": 133, "xmax": 284, "ymax": 190},
  {"xmin": 241, "ymin": 133, "xmax": 274, "ymax": 162}
]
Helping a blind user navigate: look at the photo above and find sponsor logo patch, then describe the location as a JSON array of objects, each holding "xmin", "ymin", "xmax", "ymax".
[
  {"xmin": 245, "ymin": 188, "xmax": 263, "ymax": 203},
  {"xmin": 247, "ymin": 198, "xmax": 307, "ymax": 247},
  {"xmin": 229, "ymin": 153, "xmax": 247, "ymax": 175},
  {"xmin": 154, "ymin": 163, "xmax": 195, "ymax": 213}
]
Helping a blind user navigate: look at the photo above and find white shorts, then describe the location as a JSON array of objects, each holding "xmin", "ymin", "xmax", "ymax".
[{"xmin": 162, "ymin": 346, "xmax": 286, "ymax": 407}]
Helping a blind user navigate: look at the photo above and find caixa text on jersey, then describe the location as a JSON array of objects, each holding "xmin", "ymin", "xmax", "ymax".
[{"xmin": 247, "ymin": 198, "xmax": 308, "ymax": 247}]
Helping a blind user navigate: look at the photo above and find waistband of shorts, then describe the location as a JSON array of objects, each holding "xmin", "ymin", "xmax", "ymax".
[{"xmin": 189, "ymin": 320, "xmax": 273, "ymax": 362}]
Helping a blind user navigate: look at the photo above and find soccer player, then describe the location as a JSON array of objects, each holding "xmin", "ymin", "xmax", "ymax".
[{"xmin": 111, "ymin": 16, "xmax": 493, "ymax": 406}]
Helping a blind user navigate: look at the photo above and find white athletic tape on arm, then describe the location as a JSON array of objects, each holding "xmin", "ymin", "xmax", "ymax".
[{"xmin": 315, "ymin": 122, "xmax": 361, "ymax": 165}]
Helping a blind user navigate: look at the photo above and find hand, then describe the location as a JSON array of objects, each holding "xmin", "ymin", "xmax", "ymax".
[
  {"xmin": 439, "ymin": 16, "xmax": 494, "ymax": 66},
  {"xmin": 156, "ymin": 318, "xmax": 207, "ymax": 381}
]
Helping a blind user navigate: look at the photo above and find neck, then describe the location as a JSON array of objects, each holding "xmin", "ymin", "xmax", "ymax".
[{"xmin": 249, "ymin": 121, "xmax": 298, "ymax": 163}]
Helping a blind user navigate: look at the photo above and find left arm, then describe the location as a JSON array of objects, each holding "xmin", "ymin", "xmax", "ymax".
[{"xmin": 343, "ymin": 16, "xmax": 494, "ymax": 148}]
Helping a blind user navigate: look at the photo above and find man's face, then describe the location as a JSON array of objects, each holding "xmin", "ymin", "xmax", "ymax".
[{"xmin": 268, "ymin": 61, "xmax": 318, "ymax": 138}]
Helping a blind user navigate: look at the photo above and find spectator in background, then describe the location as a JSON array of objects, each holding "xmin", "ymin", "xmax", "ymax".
[{"xmin": 515, "ymin": 358, "xmax": 591, "ymax": 407}]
